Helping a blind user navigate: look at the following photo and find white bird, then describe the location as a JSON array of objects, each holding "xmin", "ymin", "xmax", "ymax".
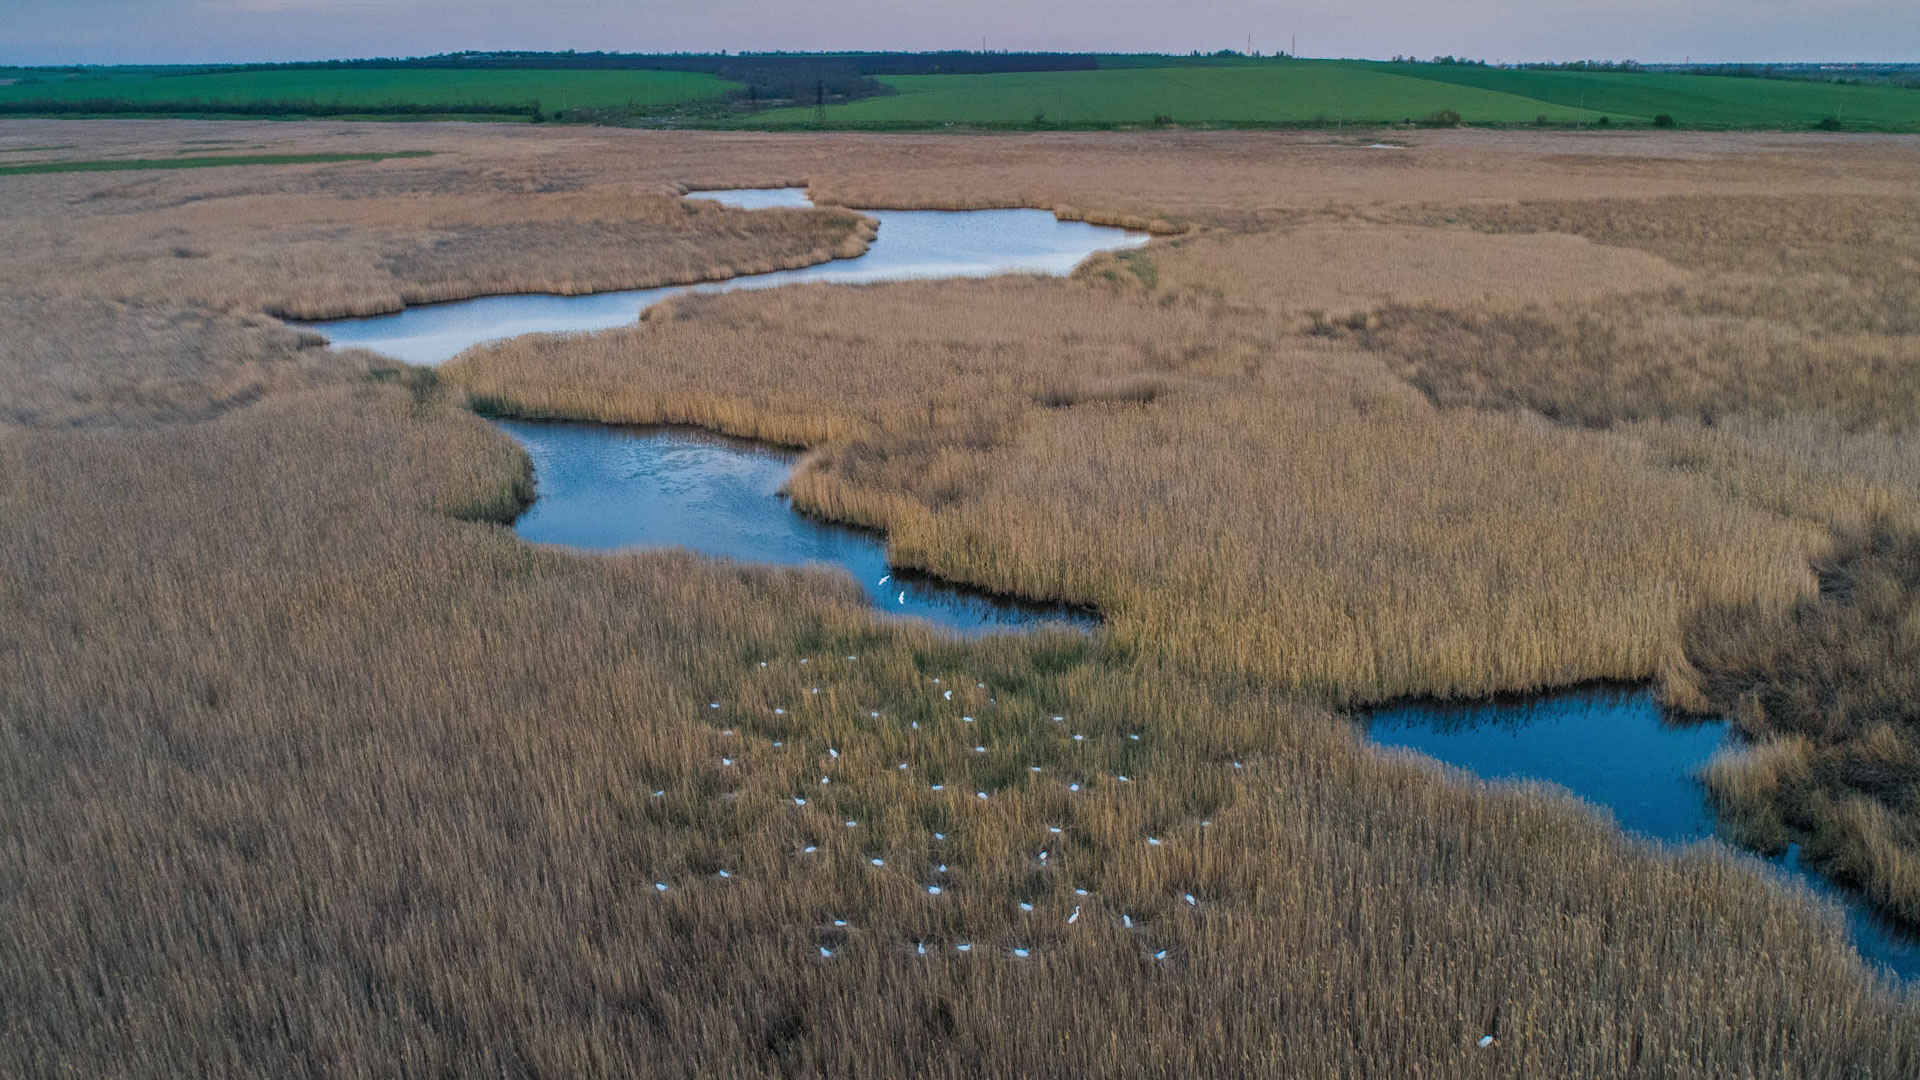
[
  {"xmin": 1012, "ymin": 947, "xmax": 1030, "ymax": 958},
  {"xmin": 897, "ymin": 762, "xmax": 909, "ymax": 770},
  {"xmin": 774, "ymin": 708, "xmax": 786, "ymax": 715},
  {"xmin": 833, "ymin": 919, "xmax": 849, "ymax": 927},
  {"xmin": 1048, "ymin": 826, "xmax": 1063, "ymax": 834},
  {"xmin": 759, "ymin": 661, "xmax": 768, "ymax": 668},
  {"xmin": 955, "ymin": 943, "xmax": 972, "ymax": 953},
  {"xmin": 847, "ymin": 655, "xmax": 858, "ymax": 661},
  {"xmin": 1072, "ymin": 733, "xmax": 1085, "ymax": 742},
  {"xmin": 721, "ymin": 757, "xmax": 734, "ymax": 766},
  {"xmin": 1478, "ymin": 1036, "xmax": 1495, "ymax": 1049},
  {"xmin": 932, "ymin": 832, "xmax": 945, "ymax": 841},
  {"xmin": 1067, "ymin": 906, "xmax": 1081, "ymax": 925},
  {"xmin": 927, "ymin": 885, "xmax": 943, "ymax": 895},
  {"xmin": 818, "ymin": 946, "xmax": 835, "ymax": 959},
  {"xmin": 974, "ymin": 746, "xmax": 986, "ymax": 754},
  {"xmin": 1037, "ymin": 850, "xmax": 1049, "ymax": 861},
  {"xmin": 1232, "ymin": 761, "xmax": 1243, "ymax": 770},
  {"xmin": 870, "ymin": 711, "xmax": 881, "ymax": 718},
  {"xmin": 1020, "ymin": 901, "xmax": 1034, "ymax": 911},
  {"xmin": 652, "ymin": 790, "xmax": 666, "ymax": 798},
  {"xmin": 1051, "ymin": 716, "xmax": 1064, "ymax": 723},
  {"xmin": 811, "ymin": 687, "xmax": 820, "ymax": 695},
  {"xmin": 910, "ymin": 721, "xmax": 919, "ymax": 730},
  {"xmin": 976, "ymin": 791, "xmax": 989, "ymax": 800},
  {"xmin": 717, "ymin": 870, "xmax": 732, "ymax": 879},
  {"xmin": 800, "ymin": 659, "xmax": 809, "ymax": 665},
  {"xmin": 931, "ymin": 784, "xmax": 944, "ymax": 791},
  {"xmin": 1116, "ymin": 775, "xmax": 1131, "ymax": 783},
  {"xmin": 1183, "ymin": 893, "xmax": 1197, "ymax": 906},
  {"xmin": 845, "ymin": 819, "xmax": 858, "ymax": 828},
  {"xmin": 709, "ymin": 702, "xmax": 721, "ymax": 709},
  {"xmin": 1153, "ymin": 949, "xmax": 1169, "ymax": 961},
  {"xmin": 943, "ymin": 690, "xmax": 953, "ymax": 700},
  {"xmin": 1122, "ymin": 914, "xmax": 1134, "ymax": 929},
  {"xmin": 793, "ymin": 797, "xmax": 807, "ymax": 806},
  {"xmin": 1068, "ymin": 783, "xmax": 1081, "ymax": 793},
  {"xmin": 936, "ymin": 863, "xmax": 948, "ymax": 872},
  {"xmin": 1147, "ymin": 837, "xmax": 1162, "ymax": 847},
  {"xmin": 829, "ymin": 747, "xmax": 839, "ymax": 758},
  {"xmin": 802, "ymin": 845, "xmax": 818, "ymax": 854},
  {"xmin": 916, "ymin": 942, "xmax": 928, "ymax": 955},
  {"xmin": 1074, "ymin": 888, "xmax": 1089, "ymax": 897},
  {"xmin": 963, "ymin": 715, "xmax": 975, "ymax": 723},
  {"xmin": 977, "ymin": 683, "xmax": 986, "ymax": 690},
  {"xmin": 1128, "ymin": 733, "xmax": 1141, "ymax": 741},
  {"xmin": 897, "ymin": 591, "xmax": 906, "ymax": 605},
  {"xmin": 1200, "ymin": 820, "xmax": 1212, "ymax": 827},
  {"xmin": 772, "ymin": 740, "xmax": 783, "ymax": 748},
  {"xmin": 821, "ymin": 776, "xmax": 830, "ymax": 785},
  {"xmin": 878, "ymin": 575, "xmax": 890, "ymax": 586},
  {"xmin": 1030, "ymin": 765, "xmax": 1043, "ymax": 773}
]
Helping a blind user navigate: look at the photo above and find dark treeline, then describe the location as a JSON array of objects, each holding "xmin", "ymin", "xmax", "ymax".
[
  {"xmin": 1645, "ymin": 62, "xmax": 1920, "ymax": 88},
  {"xmin": 143, "ymin": 50, "xmax": 1106, "ymax": 105}
]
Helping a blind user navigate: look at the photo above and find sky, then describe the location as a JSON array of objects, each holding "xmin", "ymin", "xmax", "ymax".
[{"xmin": 4, "ymin": 0, "xmax": 1918, "ymax": 66}]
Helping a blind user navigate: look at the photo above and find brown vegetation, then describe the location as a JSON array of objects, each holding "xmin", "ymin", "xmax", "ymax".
[{"xmin": 7, "ymin": 119, "xmax": 1920, "ymax": 1074}]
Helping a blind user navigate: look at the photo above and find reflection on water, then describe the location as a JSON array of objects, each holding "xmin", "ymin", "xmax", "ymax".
[
  {"xmin": 304, "ymin": 188, "xmax": 1149, "ymax": 367},
  {"xmin": 1369, "ymin": 685, "xmax": 1920, "ymax": 981},
  {"xmin": 496, "ymin": 419, "xmax": 1096, "ymax": 636}
]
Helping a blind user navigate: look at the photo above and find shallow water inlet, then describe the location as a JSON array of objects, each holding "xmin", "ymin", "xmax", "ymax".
[{"xmin": 1367, "ymin": 685, "xmax": 1920, "ymax": 981}]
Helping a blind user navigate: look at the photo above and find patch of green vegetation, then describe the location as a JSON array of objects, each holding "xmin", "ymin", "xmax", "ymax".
[
  {"xmin": 0, "ymin": 67, "xmax": 738, "ymax": 117},
  {"xmin": 1366, "ymin": 61, "xmax": 1920, "ymax": 131},
  {"xmin": 0, "ymin": 151, "xmax": 433, "ymax": 177},
  {"xmin": 740, "ymin": 62, "xmax": 1610, "ymax": 128}
]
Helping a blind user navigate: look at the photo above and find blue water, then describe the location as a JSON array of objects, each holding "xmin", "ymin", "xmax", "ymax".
[
  {"xmin": 1369, "ymin": 685, "xmax": 1920, "ymax": 982},
  {"xmin": 303, "ymin": 189, "xmax": 1149, "ymax": 367},
  {"xmin": 497, "ymin": 420, "xmax": 1095, "ymax": 636}
]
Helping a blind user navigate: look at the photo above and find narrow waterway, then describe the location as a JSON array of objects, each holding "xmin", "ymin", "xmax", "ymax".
[
  {"xmin": 304, "ymin": 188, "xmax": 1149, "ymax": 367},
  {"xmin": 1369, "ymin": 686, "xmax": 1920, "ymax": 981},
  {"xmin": 498, "ymin": 420, "xmax": 1096, "ymax": 635}
]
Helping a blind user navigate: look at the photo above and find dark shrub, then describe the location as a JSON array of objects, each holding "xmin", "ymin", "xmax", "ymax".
[
  {"xmin": 1653, "ymin": 113, "xmax": 1676, "ymax": 128},
  {"xmin": 1415, "ymin": 108, "xmax": 1461, "ymax": 128},
  {"xmin": 1816, "ymin": 115, "xmax": 1844, "ymax": 131}
]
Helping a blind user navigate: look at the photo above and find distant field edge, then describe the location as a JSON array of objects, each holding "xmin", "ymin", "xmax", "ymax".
[{"xmin": 0, "ymin": 150, "xmax": 434, "ymax": 176}]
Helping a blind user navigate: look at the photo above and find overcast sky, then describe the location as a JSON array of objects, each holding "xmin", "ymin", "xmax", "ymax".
[{"xmin": 5, "ymin": 0, "xmax": 1917, "ymax": 66}]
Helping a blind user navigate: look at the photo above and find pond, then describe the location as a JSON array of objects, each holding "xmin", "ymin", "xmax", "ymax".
[
  {"xmin": 1368, "ymin": 685, "xmax": 1920, "ymax": 982},
  {"xmin": 497, "ymin": 419, "xmax": 1095, "ymax": 636},
  {"xmin": 303, "ymin": 188, "xmax": 1150, "ymax": 367}
]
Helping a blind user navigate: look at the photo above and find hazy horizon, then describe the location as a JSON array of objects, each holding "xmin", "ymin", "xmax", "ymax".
[{"xmin": 5, "ymin": 0, "xmax": 1918, "ymax": 68}]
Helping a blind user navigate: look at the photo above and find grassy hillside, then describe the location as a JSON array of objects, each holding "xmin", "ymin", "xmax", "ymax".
[
  {"xmin": 744, "ymin": 63, "xmax": 1611, "ymax": 128},
  {"xmin": 1372, "ymin": 62, "xmax": 1920, "ymax": 131},
  {"xmin": 0, "ymin": 67, "xmax": 738, "ymax": 115}
]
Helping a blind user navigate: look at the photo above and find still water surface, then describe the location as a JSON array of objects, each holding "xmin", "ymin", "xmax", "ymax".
[
  {"xmin": 497, "ymin": 420, "xmax": 1095, "ymax": 636},
  {"xmin": 306, "ymin": 188, "xmax": 1149, "ymax": 366},
  {"xmin": 1370, "ymin": 686, "xmax": 1920, "ymax": 981}
]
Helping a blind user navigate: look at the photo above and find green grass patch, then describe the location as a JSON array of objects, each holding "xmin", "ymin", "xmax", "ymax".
[
  {"xmin": 1364, "ymin": 62, "xmax": 1920, "ymax": 131},
  {"xmin": 0, "ymin": 67, "xmax": 738, "ymax": 115},
  {"xmin": 0, "ymin": 150, "xmax": 433, "ymax": 177},
  {"xmin": 740, "ymin": 62, "xmax": 1611, "ymax": 128}
]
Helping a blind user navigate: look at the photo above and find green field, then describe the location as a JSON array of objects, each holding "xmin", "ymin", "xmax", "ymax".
[
  {"xmin": 0, "ymin": 150, "xmax": 432, "ymax": 177},
  {"xmin": 5, "ymin": 57, "xmax": 1918, "ymax": 131},
  {"xmin": 0, "ymin": 68, "xmax": 739, "ymax": 115},
  {"xmin": 742, "ymin": 58, "xmax": 1920, "ymax": 130},
  {"xmin": 1373, "ymin": 62, "xmax": 1920, "ymax": 130}
]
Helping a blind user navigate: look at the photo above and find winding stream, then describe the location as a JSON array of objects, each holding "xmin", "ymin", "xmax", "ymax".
[
  {"xmin": 308, "ymin": 188, "xmax": 1141, "ymax": 632},
  {"xmin": 1369, "ymin": 686, "xmax": 1920, "ymax": 981},
  {"xmin": 306, "ymin": 189, "xmax": 1915, "ymax": 979}
]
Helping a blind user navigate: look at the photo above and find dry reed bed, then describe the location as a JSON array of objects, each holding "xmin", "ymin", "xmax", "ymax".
[
  {"xmin": 447, "ymin": 276, "xmax": 1821, "ymax": 704},
  {"xmin": 8, "ymin": 123, "xmax": 1920, "ymax": 1073},
  {"xmin": 2, "ymin": 382, "xmax": 1914, "ymax": 1076}
]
